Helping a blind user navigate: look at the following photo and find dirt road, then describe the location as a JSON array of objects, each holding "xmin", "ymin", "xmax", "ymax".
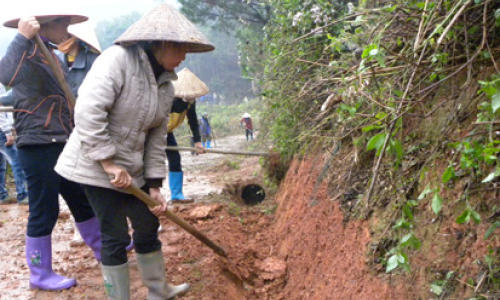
[{"xmin": 0, "ymin": 133, "xmax": 277, "ymax": 300}]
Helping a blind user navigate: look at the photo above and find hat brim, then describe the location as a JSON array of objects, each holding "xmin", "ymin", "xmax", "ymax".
[
  {"xmin": 116, "ymin": 39, "xmax": 214, "ymax": 53},
  {"xmin": 3, "ymin": 15, "xmax": 88, "ymax": 29}
]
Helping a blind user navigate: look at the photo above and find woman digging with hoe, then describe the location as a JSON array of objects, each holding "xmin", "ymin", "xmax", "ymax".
[
  {"xmin": 55, "ymin": 4, "xmax": 214, "ymax": 300},
  {"xmin": 0, "ymin": 10, "xmax": 102, "ymax": 291}
]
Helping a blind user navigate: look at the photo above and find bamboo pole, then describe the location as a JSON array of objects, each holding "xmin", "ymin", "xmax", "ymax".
[
  {"xmin": 166, "ymin": 146, "xmax": 270, "ymax": 156},
  {"xmin": 125, "ymin": 184, "xmax": 227, "ymax": 258},
  {"xmin": 34, "ymin": 34, "xmax": 76, "ymax": 108}
]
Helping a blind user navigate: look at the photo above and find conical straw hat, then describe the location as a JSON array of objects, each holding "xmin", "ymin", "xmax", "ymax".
[
  {"xmin": 173, "ymin": 68, "xmax": 209, "ymax": 99},
  {"xmin": 4, "ymin": 10, "xmax": 87, "ymax": 28},
  {"xmin": 115, "ymin": 4, "xmax": 214, "ymax": 53},
  {"xmin": 69, "ymin": 22, "xmax": 101, "ymax": 53}
]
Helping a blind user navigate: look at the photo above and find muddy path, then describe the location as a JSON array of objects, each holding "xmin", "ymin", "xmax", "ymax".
[{"xmin": 0, "ymin": 133, "xmax": 278, "ymax": 300}]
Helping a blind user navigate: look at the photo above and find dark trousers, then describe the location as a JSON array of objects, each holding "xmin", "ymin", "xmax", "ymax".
[
  {"xmin": 166, "ymin": 132, "xmax": 182, "ymax": 172},
  {"xmin": 82, "ymin": 184, "xmax": 162, "ymax": 266},
  {"xmin": 17, "ymin": 143, "xmax": 95, "ymax": 237},
  {"xmin": 245, "ymin": 129, "xmax": 253, "ymax": 141}
]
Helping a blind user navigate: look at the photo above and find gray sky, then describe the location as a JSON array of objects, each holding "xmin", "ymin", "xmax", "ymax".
[{"xmin": 0, "ymin": 0, "xmax": 180, "ymax": 56}]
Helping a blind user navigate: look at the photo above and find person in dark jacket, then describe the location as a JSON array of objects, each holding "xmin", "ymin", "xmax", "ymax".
[
  {"xmin": 0, "ymin": 12, "xmax": 102, "ymax": 291},
  {"xmin": 167, "ymin": 68, "xmax": 208, "ymax": 204}
]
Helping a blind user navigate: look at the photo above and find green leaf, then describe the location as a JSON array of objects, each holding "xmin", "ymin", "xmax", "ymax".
[
  {"xmin": 393, "ymin": 218, "xmax": 411, "ymax": 229},
  {"xmin": 391, "ymin": 139, "xmax": 403, "ymax": 161},
  {"xmin": 492, "ymin": 92, "xmax": 500, "ymax": 113},
  {"xmin": 408, "ymin": 200, "xmax": 418, "ymax": 206},
  {"xmin": 369, "ymin": 48, "xmax": 379, "ymax": 56},
  {"xmin": 403, "ymin": 205, "xmax": 413, "ymax": 221},
  {"xmin": 482, "ymin": 171, "xmax": 497, "ymax": 183},
  {"xmin": 362, "ymin": 44, "xmax": 377, "ymax": 59},
  {"xmin": 446, "ymin": 271, "xmax": 455, "ymax": 280},
  {"xmin": 401, "ymin": 234, "xmax": 421, "ymax": 250},
  {"xmin": 386, "ymin": 255, "xmax": 399, "ymax": 272},
  {"xmin": 367, "ymin": 133, "xmax": 386, "ymax": 152},
  {"xmin": 384, "ymin": 5, "xmax": 398, "ymax": 13},
  {"xmin": 393, "ymin": 90, "xmax": 403, "ymax": 97},
  {"xmin": 362, "ymin": 125, "xmax": 381, "ymax": 132},
  {"xmin": 456, "ymin": 210, "xmax": 470, "ymax": 224},
  {"xmin": 418, "ymin": 184, "xmax": 432, "ymax": 200},
  {"xmin": 430, "ymin": 284, "xmax": 443, "ymax": 295},
  {"xmin": 431, "ymin": 193, "xmax": 443, "ymax": 215},
  {"xmin": 471, "ymin": 211, "xmax": 481, "ymax": 224},
  {"xmin": 442, "ymin": 166, "xmax": 455, "ymax": 183},
  {"xmin": 484, "ymin": 221, "xmax": 500, "ymax": 239}
]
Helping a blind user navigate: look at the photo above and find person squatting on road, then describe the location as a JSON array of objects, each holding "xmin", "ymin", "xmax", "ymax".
[
  {"xmin": 241, "ymin": 112, "xmax": 254, "ymax": 141},
  {"xmin": 167, "ymin": 67, "xmax": 209, "ymax": 204},
  {"xmin": 0, "ymin": 10, "xmax": 102, "ymax": 290},
  {"xmin": 55, "ymin": 4, "xmax": 214, "ymax": 300},
  {"xmin": 199, "ymin": 112, "xmax": 212, "ymax": 147}
]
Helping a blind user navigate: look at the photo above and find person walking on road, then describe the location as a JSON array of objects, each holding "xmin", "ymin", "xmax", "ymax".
[
  {"xmin": 241, "ymin": 112, "xmax": 254, "ymax": 141},
  {"xmin": 199, "ymin": 112, "xmax": 212, "ymax": 148},
  {"xmin": 55, "ymin": 4, "xmax": 214, "ymax": 300}
]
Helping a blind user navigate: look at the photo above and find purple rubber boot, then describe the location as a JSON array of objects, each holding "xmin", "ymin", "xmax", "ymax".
[
  {"xmin": 26, "ymin": 235, "xmax": 77, "ymax": 290},
  {"xmin": 75, "ymin": 217, "xmax": 102, "ymax": 261}
]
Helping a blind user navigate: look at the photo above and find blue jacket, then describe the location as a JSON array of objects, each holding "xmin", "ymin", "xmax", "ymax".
[
  {"xmin": 0, "ymin": 34, "xmax": 72, "ymax": 147},
  {"xmin": 56, "ymin": 44, "xmax": 99, "ymax": 98},
  {"xmin": 199, "ymin": 117, "xmax": 211, "ymax": 135}
]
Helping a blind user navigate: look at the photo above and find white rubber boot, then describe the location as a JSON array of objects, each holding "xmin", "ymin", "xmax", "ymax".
[
  {"xmin": 101, "ymin": 262, "xmax": 130, "ymax": 300},
  {"xmin": 137, "ymin": 250, "xmax": 190, "ymax": 300}
]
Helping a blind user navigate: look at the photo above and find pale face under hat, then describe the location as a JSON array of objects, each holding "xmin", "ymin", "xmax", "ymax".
[
  {"xmin": 173, "ymin": 68, "xmax": 209, "ymax": 99},
  {"xmin": 115, "ymin": 3, "xmax": 214, "ymax": 53}
]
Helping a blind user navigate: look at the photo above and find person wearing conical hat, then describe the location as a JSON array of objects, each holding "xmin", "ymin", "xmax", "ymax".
[
  {"xmin": 0, "ymin": 11, "xmax": 102, "ymax": 291},
  {"xmin": 166, "ymin": 68, "xmax": 208, "ymax": 205},
  {"xmin": 55, "ymin": 4, "xmax": 214, "ymax": 300},
  {"xmin": 241, "ymin": 113, "xmax": 254, "ymax": 141},
  {"xmin": 56, "ymin": 22, "xmax": 101, "ymax": 98}
]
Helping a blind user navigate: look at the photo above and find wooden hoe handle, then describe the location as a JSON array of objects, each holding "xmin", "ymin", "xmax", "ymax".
[
  {"xmin": 125, "ymin": 184, "xmax": 228, "ymax": 258},
  {"xmin": 34, "ymin": 34, "xmax": 76, "ymax": 108}
]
